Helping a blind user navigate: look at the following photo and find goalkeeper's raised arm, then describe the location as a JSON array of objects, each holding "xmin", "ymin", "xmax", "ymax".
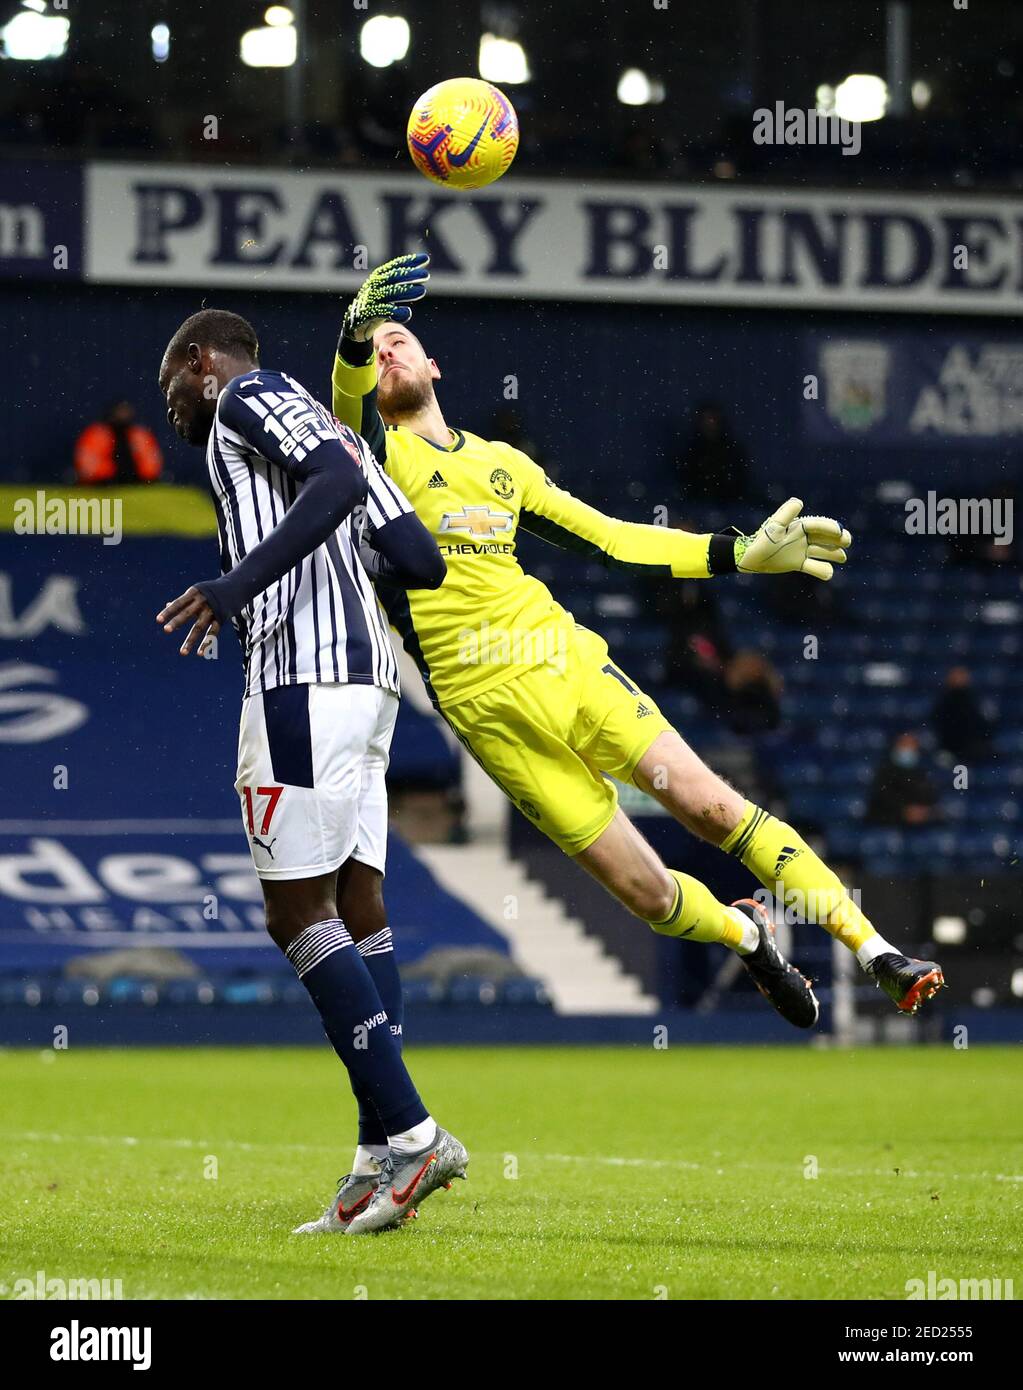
[{"xmin": 331, "ymin": 253, "xmax": 431, "ymax": 460}]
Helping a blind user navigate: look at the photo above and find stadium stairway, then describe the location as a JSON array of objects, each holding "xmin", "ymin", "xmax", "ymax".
[{"xmin": 415, "ymin": 843, "xmax": 657, "ymax": 1015}]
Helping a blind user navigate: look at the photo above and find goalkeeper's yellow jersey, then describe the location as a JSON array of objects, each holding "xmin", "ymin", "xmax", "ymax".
[{"xmin": 331, "ymin": 349, "xmax": 726, "ymax": 708}]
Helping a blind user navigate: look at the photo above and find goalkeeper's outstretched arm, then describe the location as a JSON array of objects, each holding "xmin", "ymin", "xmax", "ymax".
[{"xmin": 513, "ymin": 450, "xmax": 851, "ymax": 581}]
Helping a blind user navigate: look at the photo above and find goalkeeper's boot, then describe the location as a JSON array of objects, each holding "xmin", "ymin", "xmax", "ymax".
[
  {"xmin": 866, "ymin": 952, "xmax": 945, "ymax": 1014},
  {"xmin": 731, "ymin": 898, "xmax": 820, "ymax": 1029},
  {"xmin": 345, "ymin": 1126, "xmax": 468, "ymax": 1234},
  {"xmin": 293, "ymin": 1172, "xmax": 380, "ymax": 1234}
]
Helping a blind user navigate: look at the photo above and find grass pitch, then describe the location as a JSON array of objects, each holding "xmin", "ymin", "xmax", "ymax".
[{"xmin": 0, "ymin": 1044, "xmax": 1020, "ymax": 1300}]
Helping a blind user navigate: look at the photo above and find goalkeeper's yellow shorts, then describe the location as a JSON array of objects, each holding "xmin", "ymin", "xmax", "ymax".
[{"xmin": 441, "ymin": 625, "xmax": 673, "ymax": 855}]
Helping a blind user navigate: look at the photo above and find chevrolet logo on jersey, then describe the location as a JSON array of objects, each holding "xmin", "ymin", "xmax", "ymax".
[
  {"xmin": 331, "ymin": 348, "xmax": 718, "ymax": 708},
  {"xmin": 440, "ymin": 506, "xmax": 514, "ymax": 538}
]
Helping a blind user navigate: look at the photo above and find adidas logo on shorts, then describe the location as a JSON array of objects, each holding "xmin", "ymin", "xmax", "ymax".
[{"xmin": 427, "ymin": 470, "xmax": 448, "ymax": 489}]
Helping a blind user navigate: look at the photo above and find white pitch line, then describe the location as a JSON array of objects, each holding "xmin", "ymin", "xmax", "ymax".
[
  {"xmin": 2, "ymin": 1132, "xmax": 1022, "ymax": 1185},
  {"xmin": 541, "ymin": 1152, "xmax": 702, "ymax": 1171},
  {"xmin": 1, "ymin": 1130, "xmax": 334, "ymax": 1156},
  {"xmin": 538, "ymin": 1152, "xmax": 1023, "ymax": 1184}
]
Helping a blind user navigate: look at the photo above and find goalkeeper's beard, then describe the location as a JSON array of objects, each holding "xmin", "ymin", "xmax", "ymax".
[{"xmin": 377, "ymin": 367, "xmax": 434, "ymax": 423}]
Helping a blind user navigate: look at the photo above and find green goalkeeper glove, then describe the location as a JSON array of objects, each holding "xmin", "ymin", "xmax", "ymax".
[
  {"xmin": 342, "ymin": 253, "xmax": 431, "ymax": 344},
  {"xmin": 734, "ymin": 498, "xmax": 852, "ymax": 581}
]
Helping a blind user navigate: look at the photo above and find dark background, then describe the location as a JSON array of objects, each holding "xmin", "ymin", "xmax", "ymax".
[{"xmin": 3, "ymin": 0, "xmax": 1023, "ymax": 188}]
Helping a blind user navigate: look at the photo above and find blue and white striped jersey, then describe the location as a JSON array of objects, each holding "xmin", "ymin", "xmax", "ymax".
[{"xmin": 206, "ymin": 369, "xmax": 410, "ymax": 699}]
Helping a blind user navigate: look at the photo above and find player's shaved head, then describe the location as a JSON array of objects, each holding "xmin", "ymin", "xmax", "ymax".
[
  {"xmin": 158, "ymin": 309, "xmax": 260, "ymax": 447},
  {"xmin": 163, "ymin": 309, "xmax": 259, "ymax": 367}
]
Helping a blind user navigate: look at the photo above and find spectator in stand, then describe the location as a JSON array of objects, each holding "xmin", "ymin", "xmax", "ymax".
[
  {"xmin": 648, "ymin": 519, "xmax": 734, "ymax": 707},
  {"xmin": 676, "ymin": 400, "xmax": 752, "ymax": 503},
  {"xmin": 74, "ymin": 401, "xmax": 163, "ymax": 485},
  {"xmin": 866, "ymin": 732, "xmax": 940, "ymax": 827},
  {"xmin": 722, "ymin": 650, "xmax": 783, "ymax": 735},
  {"xmin": 931, "ymin": 666, "xmax": 995, "ymax": 761}
]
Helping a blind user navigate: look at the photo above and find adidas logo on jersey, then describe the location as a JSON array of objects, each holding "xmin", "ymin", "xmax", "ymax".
[
  {"xmin": 636, "ymin": 703, "xmax": 651, "ymax": 718},
  {"xmin": 774, "ymin": 845, "xmax": 802, "ymax": 874},
  {"xmin": 427, "ymin": 470, "xmax": 448, "ymax": 488}
]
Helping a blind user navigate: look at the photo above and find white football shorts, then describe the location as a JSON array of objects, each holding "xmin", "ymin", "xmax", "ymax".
[{"xmin": 234, "ymin": 681, "xmax": 398, "ymax": 881}]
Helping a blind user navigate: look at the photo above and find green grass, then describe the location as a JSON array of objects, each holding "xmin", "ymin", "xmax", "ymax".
[{"xmin": 0, "ymin": 1044, "xmax": 1020, "ymax": 1300}]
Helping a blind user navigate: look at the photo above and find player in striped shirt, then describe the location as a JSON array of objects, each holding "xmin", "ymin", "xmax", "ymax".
[{"xmin": 156, "ymin": 309, "xmax": 467, "ymax": 1234}]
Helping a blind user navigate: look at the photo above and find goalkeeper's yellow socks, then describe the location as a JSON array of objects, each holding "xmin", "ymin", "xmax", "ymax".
[
  {"xmin": 721, "ymin": 802, "xmax": 896, "ymax": 966},
  {"xmin": 648, "ymin": 870, "xmax": 758, "ymax": 953}
]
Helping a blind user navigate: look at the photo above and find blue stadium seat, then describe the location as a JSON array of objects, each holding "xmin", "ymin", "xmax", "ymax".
[
  {"xmin": 499, "ymin": 977, "xmax": 550, "ymax": 1007},
  {"xmin": 445, "ymin": 976, "xmax": 500, "ymax": 1006}
]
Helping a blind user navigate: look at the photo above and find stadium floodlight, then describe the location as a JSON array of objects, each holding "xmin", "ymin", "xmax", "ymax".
[
  {"xmin": 240, "ymin": 22, "xmax": 296, "ymax": 68},
  {"xmin": 478, "ymin": 33, "xmax": 530, "ymax": 84},
  {"xmin": 20, "ymin": 0, "xmax": 48, "ymax": 14},
  {"xmin": 617, "ymin": 68, "xmax": 664, "ymax": 106},
  {"xmin": 264, "ymin": 5, "xmax": 294, "ymax": 25},
  {"xmin": 932, "ymin": 915, "xmax": 967, "ymax": 945},
  {"xmin": 1, "ymin": 10, "xmax": 69, "ymax": 60},
  {"xmin": 151, "ymin": 23, "xmax": 170, "ymax": 63},
  {"xmin": 833, "ymin": 73, "xmax": 888, "ymax": 122},
  {"xmin": 911, "ymin": 79, "xmax": 931, "ymax": 110},
  {"xmin": 359, "ymin": 15, "xmax": 410, "ymax": 69}
]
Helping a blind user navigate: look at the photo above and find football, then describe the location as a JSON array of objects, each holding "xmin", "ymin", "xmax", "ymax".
[{"xmin": 407, "ymin": 76, "xmax": 519, "ymax": 190}]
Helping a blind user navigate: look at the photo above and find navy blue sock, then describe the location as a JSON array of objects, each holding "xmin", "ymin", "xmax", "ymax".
[
  {"xmin": 286, "ymin": 919, "xmax": 426, "ymax": 1135},
  {"xmin": 350, "ymin": 927, "xmax": 404, "ymax": 1147}
]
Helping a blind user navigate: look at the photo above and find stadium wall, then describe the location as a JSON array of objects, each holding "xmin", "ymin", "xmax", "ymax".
[{"xmin": 0, "ymin": 282, "xmax": 1018, "ymax": 512}]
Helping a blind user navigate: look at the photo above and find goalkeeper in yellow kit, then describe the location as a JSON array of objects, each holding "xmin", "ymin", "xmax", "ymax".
[{"xmin": 332, "ymin": 255, "xmax": 944, "ymax": 1026}]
